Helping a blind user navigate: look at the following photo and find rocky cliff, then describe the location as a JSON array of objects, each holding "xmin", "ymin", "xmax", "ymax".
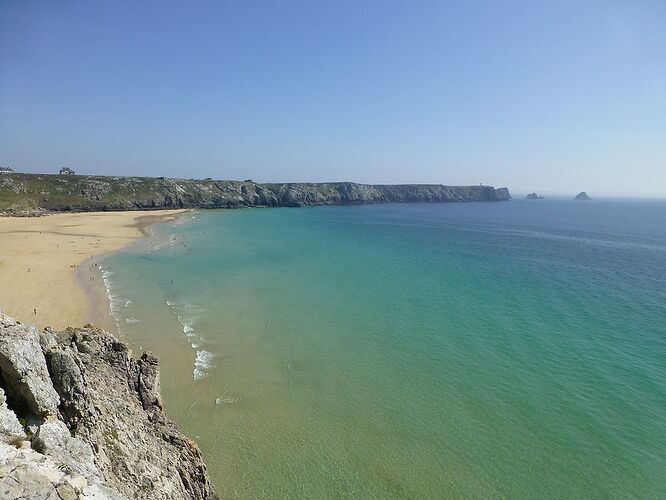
[
  {"xmin": 0, "ymin": 313, "xmax": 217, "ymax": 499},
  {"xmin": 0, "ymin": 173, "xmax": 510, "ymax": 213}
]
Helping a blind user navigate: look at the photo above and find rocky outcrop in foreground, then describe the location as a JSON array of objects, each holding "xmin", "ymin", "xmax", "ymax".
[
  {"xmin": 0, "ymin": 173, "xmax": 510, "ymax": 213},
  {"xmin": 0, "ymin": 313, "xmax": 217, "ymax": 499}
]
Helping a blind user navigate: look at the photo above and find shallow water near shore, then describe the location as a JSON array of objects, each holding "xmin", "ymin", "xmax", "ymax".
[{"xmin": 99, "ymin": 199, "xmax": 666, "ymax": 498}]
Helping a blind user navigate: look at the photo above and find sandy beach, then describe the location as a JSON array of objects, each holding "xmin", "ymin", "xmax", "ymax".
[{"xmin": 0, "ymin": 210, "xmax": 186, "ymax": 330}]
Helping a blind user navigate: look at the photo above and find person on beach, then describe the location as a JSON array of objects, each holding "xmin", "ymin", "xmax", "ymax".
[{"xmin": 33, "ymin": 308, "xmax": 36, "ymax": 315}]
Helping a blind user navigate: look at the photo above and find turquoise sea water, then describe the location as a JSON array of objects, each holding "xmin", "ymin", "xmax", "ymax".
[{"xmin": 100, "ymin": 199, "xmax": 666, "ymax": 498}]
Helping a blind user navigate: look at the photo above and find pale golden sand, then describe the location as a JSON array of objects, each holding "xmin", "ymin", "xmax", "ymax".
[{"xmin": 0, "ymin": 210, "xmax": 186, "ymax": 330}]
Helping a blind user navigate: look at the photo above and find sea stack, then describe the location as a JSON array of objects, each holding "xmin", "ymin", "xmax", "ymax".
[
  {"xmin": 575, "ymin": 192, "xmax": 591, "ymax": 200},
  {"xmin": 526, "ymin": 193, "xmax": 544, "ymax": 199}
]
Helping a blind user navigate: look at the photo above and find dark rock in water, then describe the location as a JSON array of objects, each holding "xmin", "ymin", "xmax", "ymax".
[
  {"xmin": 0, "ymin": 313, "xmax": 217, "ymax": 499},
  {"xmin": 575, "ymin": 192, "xmax": 591, "ymax": 200},
  {"xmin": 526, "ymin": 193, "xmax": 544, "ymax": 199}
]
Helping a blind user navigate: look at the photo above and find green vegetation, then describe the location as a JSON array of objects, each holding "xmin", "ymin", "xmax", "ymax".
[{"xmin": 0, "ymin": 173, "xmax": 510, "ymax": 213}]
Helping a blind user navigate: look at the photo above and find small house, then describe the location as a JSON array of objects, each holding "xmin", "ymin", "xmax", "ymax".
[{"xmin": 60, "ymin": 167, "xmax": 75, "ymax": 175}]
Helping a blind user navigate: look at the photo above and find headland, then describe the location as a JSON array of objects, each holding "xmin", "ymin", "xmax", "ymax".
[{"xmin": 1, "ymin": 173, "xmax": 510, "ymax": 213}]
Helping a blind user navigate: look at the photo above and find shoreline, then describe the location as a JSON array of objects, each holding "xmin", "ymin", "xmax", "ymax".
[
  {"xmin": 0, "ymin": 209, "xmax": 187, "ymax": 330},
  {"xmin": 76, "ymin": 211, "xmax": 193, "ymax": 338}
]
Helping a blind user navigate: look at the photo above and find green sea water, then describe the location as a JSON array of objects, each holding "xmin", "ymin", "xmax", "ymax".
[{"xmin": 100, "ymin": 200, "xmax": 666, "ymax": 498}]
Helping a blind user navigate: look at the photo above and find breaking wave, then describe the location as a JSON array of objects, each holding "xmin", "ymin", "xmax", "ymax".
[
  {"xmin": 193, "ymin": 350, "xmax": 215, "ymax": 382},
  {"xmin": 166, "ymin": 299, "xmax": 214, "ymax": 381}
]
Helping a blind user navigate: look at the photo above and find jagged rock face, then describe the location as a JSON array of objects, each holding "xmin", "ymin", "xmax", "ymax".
[
  {"xmin": 0, "ymin": 440, "xmax": 125, "ymax": 500},
  {"xmin": 32, "ymin": 419, "xmax": 100, "ymax": 479},
  {"xmin": 0, "ymin": 173, "xmax": 511, "ymax": 212},
  {"xmin": 0, "ymin": 313, "xmax": 217, "ymax": 499},
  {"xmin": 0, "ymin": 387, "xmax": 23, "ymax": 437},
  {"xmin": 0, "ymin": 316, "xmax": 60, "ymax": 416}
]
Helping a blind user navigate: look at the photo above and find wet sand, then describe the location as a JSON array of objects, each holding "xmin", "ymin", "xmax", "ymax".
[{"xmin": 0, "ymin": 210, "xmax": 186, "ymax": 329}]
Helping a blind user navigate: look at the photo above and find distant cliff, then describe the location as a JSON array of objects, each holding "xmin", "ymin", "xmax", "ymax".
[
  {"xmin": 0, "ymin": 313, "xmax": 217, "ymax": 499},
  {"xmin": 0, "ymin": 173, "xmax": 510, "ymax": 213}
]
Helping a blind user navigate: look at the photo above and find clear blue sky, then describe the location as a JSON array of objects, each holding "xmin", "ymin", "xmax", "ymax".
[{"xmin": 1, "ymin": 1, "xmax": 665, "ymax": 196}]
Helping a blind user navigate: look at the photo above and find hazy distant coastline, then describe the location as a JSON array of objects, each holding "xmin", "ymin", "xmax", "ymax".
[{"xmin": 0, "ymin": 173, "xmax": 510, "ymax": 214}]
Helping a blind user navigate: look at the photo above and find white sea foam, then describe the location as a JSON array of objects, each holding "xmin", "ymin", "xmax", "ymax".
[
  {"xmin": 150, "ymin": 233, "xmax": 181, "ymax": 252},
  {"xmin": 125, "ymin": 317, "xmax": 139, "ymax": 324},
  {"xmin": 165, "ymin": 298, "xmax": 213, "ymax": 378},
  {"xmin": 171, "ymin": 301, "xmax": 206, "ymax": 341},
  {"xmin": 215, "ymin": 394, "xmax": 240, "ymax": 405},
  {"xmin": 97, "ymin": 265, "xmax": 127, "ymax": 335},
  {"xmin": 184, "ymin": 330, "xmax": 204, "ymax": 349},
  {"xmin": 193, "ymin": 350, "xmax": 215, "ymax": 381},
  {"xmin": 124, "ymin": 300, "xmax": 132, "ymax": 307}
]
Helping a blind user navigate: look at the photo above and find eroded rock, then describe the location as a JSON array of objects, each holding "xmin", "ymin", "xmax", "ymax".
[
  {"xmin": 0, "ymin": 441, "xmax": 123, "ymax": 499},
  {"xmin": 32, "ymin": 419, "xmax": 99, "ymax": 479},
  {"xmin": 0, "ymin": 387, "xmax": 24, "ymax": 438},
  {"xmin": 0, "ymin": 315, "xmax": 60, "ymax": 416},
  {"xmin": 0, "ymin": 313, "xmax": 217, "ymax": 499}
]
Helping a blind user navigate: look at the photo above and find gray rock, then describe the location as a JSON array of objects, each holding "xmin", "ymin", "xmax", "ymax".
[
  {"xmin": 39, "ymin": 327, "xmax": 58, "ymax": 352},
  {"xmin": 0, "ymin": 312, "xmax": 217, "ymax": 499},
  {"xmin": 61, "ymin": 327, "xmax": 216, "ymax": 499},
  {"xmin": 25, "ymin": 414, "xmax": 45, "ymax": 436},
  {"xmin": 0, "ymin": 441, "xmax": 123, "ymax": 499},
  {"xmin": 32, "ymin": 419, "xmax": 100, "ymax": 479},
  {"xmin": 45, "ymin": 346, "xmax": 96, "ymax": 428},
  {"xmin": 0, "ymin": 315, "xmax": 60, "ymax": 416},
  {"xmin": 135, "ymin": 352, "xmax": 163, "ymax": 421},
  {"xmin": 83, "ymin": 483, "xmax": 127, "ymax": 499},
  {"xmin": 0, "ymin": 387, "xmax": 24, "ymax": 438}
]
